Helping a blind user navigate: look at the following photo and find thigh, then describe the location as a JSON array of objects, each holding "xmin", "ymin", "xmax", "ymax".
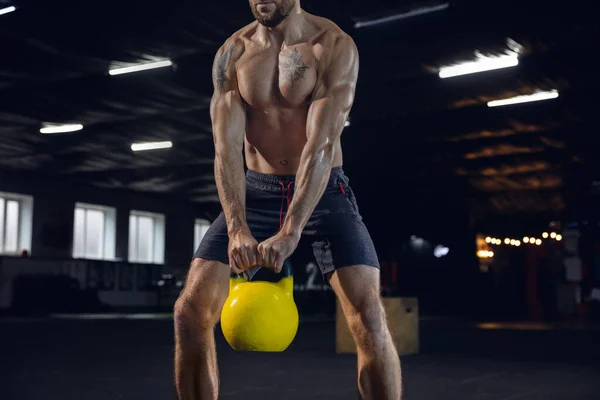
[
  {"xmin": 328, "ymin": 265, "xmax": 383, "ymax": 322},
  {"xmin": 311, "ymin": 213, "xmax": 380, "ymax": 277},
  {"xmin": 307, "ymin": 175, "xmax": 379, "ymax": 277},
  {"xmin": 194, "ymin": 212, "xmax": 230, "ymax": 265}
]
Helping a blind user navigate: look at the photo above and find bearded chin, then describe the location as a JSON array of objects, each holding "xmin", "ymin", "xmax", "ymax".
[
  {"xmin": 255, "ymin": 11, "xmax": 286, "ymax": 27},
  {"xmin": 251, "ymin": 1, "xmax": 295, "ymax": 27}
]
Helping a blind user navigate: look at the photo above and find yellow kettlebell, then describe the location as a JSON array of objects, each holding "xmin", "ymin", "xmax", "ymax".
[{"xmin": 220, "ymin": 264, "xmax": 299, "ymax": 352}]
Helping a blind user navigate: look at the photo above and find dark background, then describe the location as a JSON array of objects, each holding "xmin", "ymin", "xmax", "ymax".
[{"xmin": 0, "ymin": 0, "xmax": 598, "ymax": 318}]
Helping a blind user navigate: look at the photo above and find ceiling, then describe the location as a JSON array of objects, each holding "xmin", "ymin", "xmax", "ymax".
[{"xmin": 0, "ymin": 0, "xmax": 597, "ymax": 217}]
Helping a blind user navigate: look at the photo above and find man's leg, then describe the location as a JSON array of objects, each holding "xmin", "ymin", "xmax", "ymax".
[
  {"xmin": 328, "ymin": 265, "xmax": 402, "ymax": 400},
  {"xmin": 174, "ymin": 258, "xmax": 230, "ymax": 400}
]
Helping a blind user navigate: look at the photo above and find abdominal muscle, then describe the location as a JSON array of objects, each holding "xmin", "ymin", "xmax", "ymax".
[{"xmin": 244, "ymin": 106, "xmax": 343, "ymax": 175}]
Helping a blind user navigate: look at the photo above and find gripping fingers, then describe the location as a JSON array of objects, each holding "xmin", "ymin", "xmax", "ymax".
[{"xmin": 230, "ymin": 251, "xmax": 245, "ymax": 274}]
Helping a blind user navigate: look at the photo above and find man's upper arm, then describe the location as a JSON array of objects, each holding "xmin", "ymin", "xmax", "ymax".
[
  {"xmin": 307, "ymin": 35, "xmax": 359, "ymax": 142},
  {"xmin": 210, "ymin": 40, "xmax": 246, "ymax": 153}
]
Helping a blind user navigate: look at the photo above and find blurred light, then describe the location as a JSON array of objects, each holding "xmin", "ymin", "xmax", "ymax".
[
  {"xmin": 109, "ymin": 60, "xmax": 173, "ymax": 76},
  {"xmin": 40, "ymin": 124, "xmax": 83, "ymax": 134},
  {"xmin": 542, "ymin": 232, "xmax": 549, "ymax": 238},
  {"xmin": 515, "ymin": 240, "xmax": 521, "ymax": 247},
  {"xmin": 523, "ymin": 237, "xmax": 530, "ymax": 243},
  {"xmin": 0, "ymin": 6, "xmax": 16, "ymax": 16},
  {"xmin": 439, "ymin": 53, "xmax": 518, "ymax": 79},
  {"xmin": 535, "ymin": 239, "xmax": 542, "ymax": 245},
  {"xmin": 344, "ymin": 119, "xmax": 351, "ymax": 127},
  {"xmin": 550, "ymin": 232, "xmax": 557, "ymax": 239},
  {"xmin": 494, "ymin": 239, "xmax": 501, "ymax": 245},
  {"xmin": 434, "ymin": 245, "xmax": 449, "ymax": 258},
  {"xmin": 355, "ymin": 3, "xmax": 449, "ymax": 28},
  {"xmin": 477, "ymin": 250, "xmax": 494, "ymax": 258},
  {"xmin": 510, "ymin": 240, "xmax": 515, "ymax": 245},
  {"xmin": 556, "ymin": 234, "xmax": 562, "ymax": 241},
  {"xmin": 504, "ymin": 238, "xmax": 510, "ymax": 244},
  {"xmin": 131, "ymin": 141, "xmax": 173, "ymax": 151},
  {"xmin": 488, "ymin": 90, "xmax": 559, "ymax": 108},
  {"xmin": 485, "ymin": 237, "xmax": 492, "ymax": 243}
]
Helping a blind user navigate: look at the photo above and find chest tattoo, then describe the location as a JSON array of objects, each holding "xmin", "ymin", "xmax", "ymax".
[{"xmin": 280, "ymin": 48, "xmax": 310, "ymax": 88}]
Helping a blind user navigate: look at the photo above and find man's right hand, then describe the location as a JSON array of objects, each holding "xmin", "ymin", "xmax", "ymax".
[{"xmin": 228, "ymin": 231, "xmax": 261, "ymax": 275}]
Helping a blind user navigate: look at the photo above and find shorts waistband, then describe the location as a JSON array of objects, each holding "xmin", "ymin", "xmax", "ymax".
[{"xmin": 246, "ymin": 166, "xmax": 345, "ymax": 185}]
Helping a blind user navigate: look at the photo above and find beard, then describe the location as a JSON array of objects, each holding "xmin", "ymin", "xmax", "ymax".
[{"xmin": 250, "ymin": 0, "xmax": 296, "ymax": 28}]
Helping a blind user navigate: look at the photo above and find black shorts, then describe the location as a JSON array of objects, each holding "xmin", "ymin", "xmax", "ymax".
[{"xmin": 193, "ymin": 167, "xmax": 379, "ymax": 280}]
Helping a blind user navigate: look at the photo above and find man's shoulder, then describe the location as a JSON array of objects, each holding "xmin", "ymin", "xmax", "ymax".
[
  {"xmin": 309, "ymin": 14, "xmax": 355, "ymax": 47},
  {"xmin": 220, "ymin": 22, "xmax": 258, "ymax": 51}
]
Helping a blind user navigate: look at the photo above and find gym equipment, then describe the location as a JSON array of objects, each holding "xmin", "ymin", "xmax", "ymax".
[{"xmin": 220, "ymin": 264, "xmax": 299, "ymax": 352}]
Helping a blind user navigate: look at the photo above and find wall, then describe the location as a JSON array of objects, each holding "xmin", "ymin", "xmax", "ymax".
[
  {"xmin": 0, "ymin": 170, "xmax": 212, "ymax": 265},
  {"xmin": 0, "ymin": 168, "xmax": 485, "ymax": 317}
]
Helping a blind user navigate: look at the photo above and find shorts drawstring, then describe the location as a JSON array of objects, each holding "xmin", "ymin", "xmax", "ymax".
[{"xmin": 279, "ymin": 181, "xmax": 293, "ymax": 228}]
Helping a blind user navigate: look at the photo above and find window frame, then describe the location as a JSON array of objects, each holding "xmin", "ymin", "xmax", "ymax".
[
  {"xmin": 73, "ymin": 202, "xmax": 117, "ymax": 260},
  {"xmin": 0, "ymin": 191, "xmax": 33, "ymax": 256},
  {"xmin": 128, "ymin": 210, "xmax": 165, "ymax": 264}
]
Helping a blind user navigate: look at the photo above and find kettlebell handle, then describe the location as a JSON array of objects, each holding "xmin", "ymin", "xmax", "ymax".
[
  {"xmin": 230, "ymin": 262, "xmax": 294, "ymax": 298},
  {"xmin": 230, "ymin": 261, "xmax": 293, "ymax": 279}
]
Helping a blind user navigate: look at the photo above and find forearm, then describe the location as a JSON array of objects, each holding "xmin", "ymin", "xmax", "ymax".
[
  {"xmin": 214, "ymin": 148, "xmax": 249, "ymax": 236},
  {"xmin": 281, "ymin": 141, "xmax": 337, "ymax": 237}
]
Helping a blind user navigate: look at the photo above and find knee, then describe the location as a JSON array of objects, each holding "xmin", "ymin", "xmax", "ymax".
[
  {"xmin": 174, "ymin": 296, "xmax": 218, "ymax": 338},
  {"xmin": 347, "ymin": 298, "xmax": 388, "ymax": 345}
]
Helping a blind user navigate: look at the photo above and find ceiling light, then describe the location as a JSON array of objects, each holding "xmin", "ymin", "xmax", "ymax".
[
  {"xmin": 109, "ymin": 60, "xmax": 173, "ymax": 76},
  {"xmin": 488, "ymin": 90, "xmax": 559, "ymax": 108},
  {"xmin": 439, "ymin": 53, "xmax": 518, "ymax": 79},
  {"xmin": 40, "ymin": 124, "xmax": 83, "ymax": 134},
  {"xmin": 131, "ymin": 141, "xmax": 173, "ymax": 152},
  {"xmin": 0, "ymin": 6, "xmax": 16, "ymax": 16},
  {"xmin": 355, "ymin": 3, "xmax": 449, "ymax": 28}
]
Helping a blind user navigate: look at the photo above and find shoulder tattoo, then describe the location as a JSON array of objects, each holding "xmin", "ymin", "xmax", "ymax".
[
  {"xmin": 214, "ymin": 45, "xmax": 234, "ymax": 89},
  {"xmin": 281, "ymin": 48, "xmax": 309, "ymax": 88}
]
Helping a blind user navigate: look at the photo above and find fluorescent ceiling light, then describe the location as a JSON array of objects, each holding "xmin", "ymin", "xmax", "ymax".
[
  {"xmin": 40, "ymin": 124, "xmax": 83, "ymax": 134},
  {"xmin": 439, "ymin": 54, "xmax": 519, "ymax": 79},
  {"xmin": 109, "ymin": 60, "xmax": 173, "ymax": 76},
  {"xmin": 355, "ymin": 3, "xmax": 449, "ymax": 28},
  {"xmin": 131, "ymin": 141, "xmax": 173, "ymax": 152},
  {"xmin": 487, "ymin": 90, "xmax": 559, "ymax": 108},
  {"xmin": 0, "ymin": 6, "xmax": 16, "ymax": 16}
]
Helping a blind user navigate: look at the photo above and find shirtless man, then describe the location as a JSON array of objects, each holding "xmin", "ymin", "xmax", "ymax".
[{"xmin": 174, "ymin": 1, "xmax": 402, "ymax": 399}]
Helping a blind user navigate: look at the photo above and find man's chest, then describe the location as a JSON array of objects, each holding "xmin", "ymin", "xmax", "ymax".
[{"xmin": 237, "ymin": 44, "xmax": 318, "ymax": 108}]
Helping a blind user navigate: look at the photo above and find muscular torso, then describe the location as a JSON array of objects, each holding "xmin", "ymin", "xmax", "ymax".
[{"xmin": 234, "ymin": 18, "xmax": 344, "ymax": 175}]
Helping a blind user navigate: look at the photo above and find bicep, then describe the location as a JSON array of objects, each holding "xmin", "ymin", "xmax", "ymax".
[
  {"xmin": 306, "ymin": 38, "xmax": 359, "ymax": 144},
  {"xmin": 210, "ymin": 43, "xmax": 246, "ymax": 152}
]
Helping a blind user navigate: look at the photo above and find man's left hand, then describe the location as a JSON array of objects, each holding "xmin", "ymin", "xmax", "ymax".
[{"xmin": 257, "ymin": 232, "xmax": 300, "ymax": 273}]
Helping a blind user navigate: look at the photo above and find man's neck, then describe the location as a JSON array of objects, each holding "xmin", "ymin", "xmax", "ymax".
[{"xmin": 258, "ymin": 8, "xmax": 307, "ymax": 46}]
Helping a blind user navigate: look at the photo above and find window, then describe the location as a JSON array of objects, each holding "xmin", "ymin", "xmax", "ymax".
[
  {"xmin": 73, "ymin": 203, "xmax": 116, "ymax": 260},
  {"xmin": 129, "ymin": 210, "xmax": 165, "ymax": 264},
  {"xmin": 194, "ymin": 219, "xmax": 211, "ymax": 251},
  {"xmin": 0, "ymin": 192, "xmax": 33, "ymax": 255}
]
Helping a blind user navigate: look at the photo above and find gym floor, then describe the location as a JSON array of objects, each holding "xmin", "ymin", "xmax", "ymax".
[{"xmin": 1, "ymin": 317, "xmax": 598, "ymax": 399}]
